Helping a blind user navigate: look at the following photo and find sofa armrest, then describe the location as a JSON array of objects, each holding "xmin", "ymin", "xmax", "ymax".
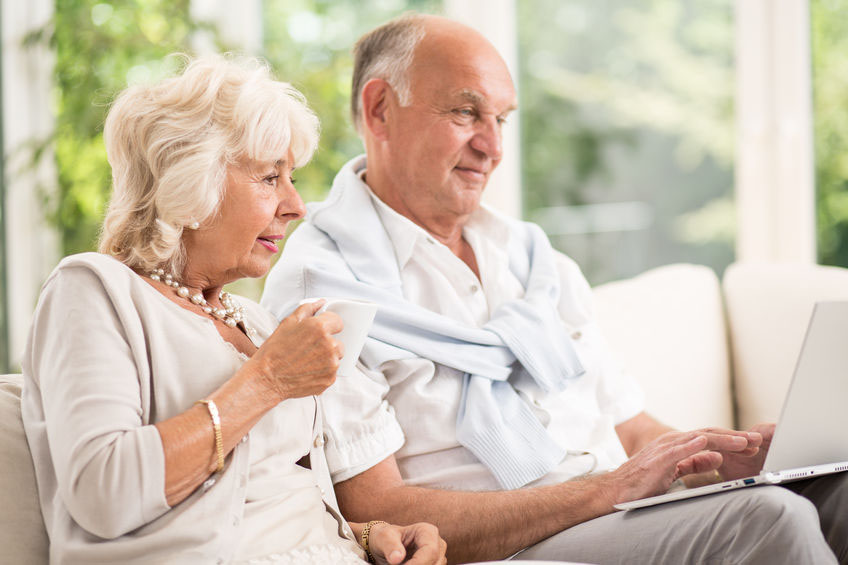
[
  {"xmin": 593, "ymin": 264, "xmax": 734, "ymax": 431},
  {"xmin": 0, "ymin": 374, "xmax": 49, "ymax": 564},
  {"xmin": 723, "ymin": 262, "xmax": 848, "ymax": 429}
]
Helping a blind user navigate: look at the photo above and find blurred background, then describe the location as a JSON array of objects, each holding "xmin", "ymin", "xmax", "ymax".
[{"xmin": 2, "ymin": 0, "xmax": 846, "ymax": 371}]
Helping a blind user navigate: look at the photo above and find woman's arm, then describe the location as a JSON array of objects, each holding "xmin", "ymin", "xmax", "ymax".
[
  {"xmin": 156, "ymin": 300, "xmax": 343, "ymax": 505},
  {"xmin": 26, "ymin": 264, "xmax": 341, "ymax": 536}
]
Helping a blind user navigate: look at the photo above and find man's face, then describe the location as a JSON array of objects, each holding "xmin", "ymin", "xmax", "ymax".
[{"xmin": 382, "ymin": 34, "xmax": 517, "ymax": 228}]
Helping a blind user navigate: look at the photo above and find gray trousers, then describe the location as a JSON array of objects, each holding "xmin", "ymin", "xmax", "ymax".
[{"xmin": 514, "ymin": 472, "xmax": 848, "ymax": 564}]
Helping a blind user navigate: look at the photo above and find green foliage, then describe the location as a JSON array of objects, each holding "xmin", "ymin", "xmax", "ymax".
[
  {"xmin": 261, "ymin": 0, "xmax": 440, "ymax": 203},
  {"xmin": 44, "ymin": 0, "xmax": 439, "ymax": 259},
  {"xmin": 811, "ymin": 0, "xmax": 848, "ymax": 266},
  {"xmin": 38, "ymin": 0, "xmax": 848, "ymax": 282},
  {"xmin": 49, "ymin": 0, "xmax": 203, "ymax": 255}
]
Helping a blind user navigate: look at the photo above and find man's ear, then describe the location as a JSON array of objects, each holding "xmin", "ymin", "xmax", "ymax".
[{"xmin": 361, "ymin": 78, "xmax": 393, "ymax": 141}]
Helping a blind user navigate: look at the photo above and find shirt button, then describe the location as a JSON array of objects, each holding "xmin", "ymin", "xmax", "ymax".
[
  {"xmin": 571, "ymin": 330, "xmax": 582, "ymax": 340},
  {"xmin": 240, "ymin": 434, "xmax": 248, "ymax": 444},
  {"xmin": 320, "ymin": 487, "xmax": 326, "ymax": 496},
  {"xmin": 202, "ymin": 477, "xmax": 216, "ymax": 490},
  {"xmin": 533, "ymin": 399, "xmax": 542, "ymax": 407},
  {"xmin": 232, "ymin": 515, "xmax": 240, "ymax": 526},
  {"xmin": 313, "ymin": 434, "xmax": 327, "ymax": 447},
  {"xmin": 470, "ymin": 284, "xmax": 479, "ymax": 293},
  {"xmin": 426, "ymin": 237, "xmax": 435, "ymax": 244}
]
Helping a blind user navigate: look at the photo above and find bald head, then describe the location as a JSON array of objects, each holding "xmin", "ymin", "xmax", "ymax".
[
  {"xmin": 350, "ymin": 14, "xmax": 512, "ymax": 133},
  {"xmin": 351, "ymin": 13, "xmax": 516, "ymax": 241}
]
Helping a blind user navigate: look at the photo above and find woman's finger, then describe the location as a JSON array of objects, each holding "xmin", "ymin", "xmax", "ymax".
[
  {"xmin": 370, "ymin": 524, "xmax": 406, "ymax": 564},
  {"xmin": 291, "ymin": 299, "xmax": 326, "ymax": 321}
]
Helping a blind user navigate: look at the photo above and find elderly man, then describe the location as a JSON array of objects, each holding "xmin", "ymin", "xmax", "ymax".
[{"xmin": 262, "ymin": 13, "xmax": 846, "ymax": 564}]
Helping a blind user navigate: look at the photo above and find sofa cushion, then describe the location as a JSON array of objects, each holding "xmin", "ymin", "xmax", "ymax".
[
  {"xmin": 593, "ymin": 264, "xmax": 734, "ymax": 430},
  {"xmin": 723, "ymin": 262, "xmax": 848, "ymax": 428},
  {"xmin": 0, "ymin": 374, "xmax": 49, "ymax": 564}
]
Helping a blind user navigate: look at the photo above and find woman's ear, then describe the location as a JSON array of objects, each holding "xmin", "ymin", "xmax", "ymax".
[{"xmin": 360, "ymin": 78, "xmax": 393, "ymax": 141}]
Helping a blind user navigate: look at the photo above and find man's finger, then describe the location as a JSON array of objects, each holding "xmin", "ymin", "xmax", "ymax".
[
  {"xmin": 700, "ymin": 432, "xmax": 752, "ymax": 452},
  {"xmin": 676, "ymin": 451, "xmax": 723, "ymax": 476}
]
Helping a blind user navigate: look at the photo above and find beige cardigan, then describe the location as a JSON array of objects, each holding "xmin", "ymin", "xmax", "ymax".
[{"xmin": 21, "ymin": 253, "xmax": 362, "ymax": 564}]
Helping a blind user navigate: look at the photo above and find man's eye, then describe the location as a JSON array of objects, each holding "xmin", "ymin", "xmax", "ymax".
[
  {"xmin": 455, "ymin": 108, "xmax": 474, "ymax": 117},
  {"xmin": 263, "ymin": 175, "xmax": 279, "ymax": 185},
  {"xmin": 289, "ymin": 177, "xmax": 296, "ymax": 185}
]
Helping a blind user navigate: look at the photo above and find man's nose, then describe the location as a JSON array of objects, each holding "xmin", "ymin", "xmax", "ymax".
[{"xmin": 469, "ymin": 117, "xmax": 503, "ymax": 160}]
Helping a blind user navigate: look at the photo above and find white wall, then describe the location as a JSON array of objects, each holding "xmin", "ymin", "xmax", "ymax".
[
  {"xmin": 444, "ymin": 0, "xmax": 522, "ymax": 219},
  {"xmin": 735, "ymin": 0, "xmax": 816, "ymax": 263},
  {"xmin": 2, "ymin": 0, "xmax": 59, "ymax": 369}
]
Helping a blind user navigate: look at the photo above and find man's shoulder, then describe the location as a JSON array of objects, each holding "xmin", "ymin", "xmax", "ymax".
[
  {"xmin": 279, "ymin": 220, "xmax": 355, "ymax": 271},
  {"xmin": 261, "ymin": 221, "xmax": 358, "ymax": 317}
]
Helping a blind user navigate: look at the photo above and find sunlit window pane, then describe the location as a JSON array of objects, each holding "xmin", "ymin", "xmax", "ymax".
[{"xmin": 518, "ymin": 0, "xmax": 735, "ymax": 283}]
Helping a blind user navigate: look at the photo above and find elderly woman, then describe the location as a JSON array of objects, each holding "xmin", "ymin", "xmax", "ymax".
[{"xmin": 20, "ymin": 55, "xmax": 446, "ymax": 564}]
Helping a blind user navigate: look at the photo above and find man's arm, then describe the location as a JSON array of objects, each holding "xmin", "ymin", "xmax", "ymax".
[
  {"xmin": 615, "ymin": 411, "xmax": 675, "ymax": 456},
  {"xmin": 335, "ymin": 430, "xmax": 754, "ymax": 564}
]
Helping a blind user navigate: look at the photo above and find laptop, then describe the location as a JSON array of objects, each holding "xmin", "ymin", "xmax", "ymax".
[{"xmin": 615, "ymin": 301, "xmax": 848, "ymax": 511}]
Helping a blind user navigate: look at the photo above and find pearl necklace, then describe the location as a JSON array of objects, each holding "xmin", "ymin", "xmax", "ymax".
[{"xmin": 150, "ymin": 268, "xmax": 246, "ymax": 328}]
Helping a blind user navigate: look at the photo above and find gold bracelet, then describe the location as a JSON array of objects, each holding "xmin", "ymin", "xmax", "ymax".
[
  {"xmin": 360, "ymin": 520, "xmax": 387, "ymax": 563},
  {"xmin": 195, "ymin": 399, "xmax": 224, "ymax": 473}
]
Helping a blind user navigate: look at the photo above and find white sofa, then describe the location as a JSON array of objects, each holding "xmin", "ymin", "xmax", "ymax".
[{"xmin": 3, "ymin": 261, "xmax": 848, "ymax": 562}]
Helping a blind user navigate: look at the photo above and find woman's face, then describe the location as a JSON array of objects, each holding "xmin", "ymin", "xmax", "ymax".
[{"xmin": 181, "ymin": 152, "xmax": 306, "ymax": 288}]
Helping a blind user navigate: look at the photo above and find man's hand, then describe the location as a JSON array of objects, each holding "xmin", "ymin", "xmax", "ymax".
[
  {"xmin": 367, "ymin": 522, "xmax": 447, "ymax": 565},
  {"xmin": 605, "ymin": 428, "xmax": 759, "ymax": 505},
  {"xmin": 717, "ymin": 423, "xmax": 774, "ymax": 480}
]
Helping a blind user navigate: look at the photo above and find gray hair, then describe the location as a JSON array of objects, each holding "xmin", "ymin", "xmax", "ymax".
[
  {"xmin": 99, "ymin": 54, "xmax": 319, "ymax": 275},
  {"xmin": 351, "ymin": 13, "xmax": 427, "ymax": 133}
]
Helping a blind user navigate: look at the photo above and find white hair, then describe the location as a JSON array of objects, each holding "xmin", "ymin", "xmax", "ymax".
[
  {"xmin": 351, "ymin": 13, "xmax": 427, "ymax": 133},
  {"xmin": 99, "ymin": 54, "xmax": 319, "ymax": 275}
]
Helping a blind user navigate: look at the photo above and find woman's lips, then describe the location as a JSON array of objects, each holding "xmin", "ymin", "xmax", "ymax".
[{"xmin": 257, "ymin": 237, "xmax": 281, "ymax": 253}]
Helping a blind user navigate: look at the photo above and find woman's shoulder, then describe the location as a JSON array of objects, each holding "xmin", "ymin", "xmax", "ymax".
[
  {"xmin": 52, "ymin": 252, "xmax": 133, "ymax": 279},
  {"xmin": 41, "ymin": 253, "xmax": 145, "ymax": 303}
]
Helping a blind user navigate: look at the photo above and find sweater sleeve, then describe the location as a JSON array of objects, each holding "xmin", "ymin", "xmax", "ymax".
[{"xmin": 23, "ymin": 264, "xmax": 169, "ymax": 539}]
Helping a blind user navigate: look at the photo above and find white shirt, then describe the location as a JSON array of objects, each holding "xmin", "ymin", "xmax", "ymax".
[{"xmin": 318, "ymin": 174, "xmax": 645, "ymax": 491}]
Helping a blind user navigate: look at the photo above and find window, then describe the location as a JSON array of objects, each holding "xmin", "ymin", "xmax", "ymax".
[{"xmin": 518, "ymin": 0, "xmax": 735, "ymax": 283}]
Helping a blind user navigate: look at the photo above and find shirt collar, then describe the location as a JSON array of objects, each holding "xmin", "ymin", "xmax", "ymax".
[{"xmin": 360, "ymin": 168, "xmax": 512, "ymax": 270}]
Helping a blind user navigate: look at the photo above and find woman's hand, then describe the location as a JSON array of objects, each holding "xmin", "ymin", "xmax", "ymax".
[
  {"xmin": 367, "ymin": 522, "xmax": 447, "ymax": 565},
  {"xmin": 247, "ymin": 300, "xmax": 344, "ymax": 402}
]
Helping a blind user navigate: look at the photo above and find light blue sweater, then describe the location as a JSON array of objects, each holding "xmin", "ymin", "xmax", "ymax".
[{"xmin": 262, "ymin": 156, "xmax": 585, "ymax": 489}]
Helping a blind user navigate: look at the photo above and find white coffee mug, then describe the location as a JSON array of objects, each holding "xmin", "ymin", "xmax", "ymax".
[{"xmin": 301, "ymin": 297, "xmax": 378, "ymax": 376}]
